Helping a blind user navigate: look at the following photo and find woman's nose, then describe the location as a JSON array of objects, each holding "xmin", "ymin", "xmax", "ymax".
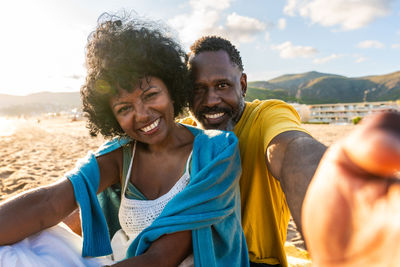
[{"xmin": 134, "ymin": 103, "xmax": 151, "ymax": 122}]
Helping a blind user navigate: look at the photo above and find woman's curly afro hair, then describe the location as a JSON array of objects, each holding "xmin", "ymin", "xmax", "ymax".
[{"xmin": 81, "ymin": 13, "xmax": 191, "ymax": 138}]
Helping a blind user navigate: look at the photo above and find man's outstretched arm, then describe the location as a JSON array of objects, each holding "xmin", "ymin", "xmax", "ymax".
[{"xmin": 266, "ymin": 130, "xmax": 327, "ymax": 236}]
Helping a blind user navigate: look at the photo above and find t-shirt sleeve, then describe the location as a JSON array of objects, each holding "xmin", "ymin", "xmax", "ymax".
[
  {"xmin": 176, "ymin": 116, "xmax": 198, "ymax": 127},
  {"xmin": 260, "ymin": 101, "xmax": 310, "ymax": 152}
]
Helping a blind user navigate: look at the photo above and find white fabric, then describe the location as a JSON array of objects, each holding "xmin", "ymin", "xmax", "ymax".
[
  {"xmin": 0, "ymin": 223, "xmax": 113, "ymax": 267},
  {"xmin": 111, "ymin": 141, "xmax": 193, "ymax": 266}
]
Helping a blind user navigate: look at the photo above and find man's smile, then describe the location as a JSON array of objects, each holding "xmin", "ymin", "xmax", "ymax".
[{"xmin": 204, "ymin": 112, "xmax": 224, "ymax": 119}]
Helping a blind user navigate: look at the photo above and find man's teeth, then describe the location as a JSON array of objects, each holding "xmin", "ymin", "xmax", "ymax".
[
  {"xmin": 141, "ymin": 119, "xmax": 160, "ymax": 132},
  {"xmin": 205, "ymin": 113, "xmax": 224, "ymax": 119}
]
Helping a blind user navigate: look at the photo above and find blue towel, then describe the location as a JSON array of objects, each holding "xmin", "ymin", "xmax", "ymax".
[{"xmin": 67, "ymin": 125, "xmax": 249, "ymax": 266}]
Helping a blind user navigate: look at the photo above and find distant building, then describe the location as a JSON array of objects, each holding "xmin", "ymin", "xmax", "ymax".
[
  {"xmin": 289, "ymin": 103, "xmax": 311, "ymax": 122},
  {"xmin": 308, "ymin": 101, "xmax": 400, "ymax": 124}
]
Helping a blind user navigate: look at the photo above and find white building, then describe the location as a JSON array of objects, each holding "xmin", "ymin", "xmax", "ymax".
[{"xmin": 308, "ymin": 101, "xmax": 400, "ymax": 124}]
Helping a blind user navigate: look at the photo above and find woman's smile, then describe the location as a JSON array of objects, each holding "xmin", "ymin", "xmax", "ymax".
[{"xmin": 139, "ymin": 118, "xmax": 161, "ymax": 134}]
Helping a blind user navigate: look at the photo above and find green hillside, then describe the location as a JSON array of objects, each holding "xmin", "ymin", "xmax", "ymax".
[{"xmin": 246, "ymin": 71, "xmax": 400, "ymax": 104}]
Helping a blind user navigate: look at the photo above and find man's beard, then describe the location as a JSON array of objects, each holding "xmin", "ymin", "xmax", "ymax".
[{"xmin": 194, "ymin": 99, "xmax": 245, "ymax": 131}]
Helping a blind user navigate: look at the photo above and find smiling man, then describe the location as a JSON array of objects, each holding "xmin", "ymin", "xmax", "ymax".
[{"xmin": 185, "ymin": 36, "xmax": 327, "ymax": 267}]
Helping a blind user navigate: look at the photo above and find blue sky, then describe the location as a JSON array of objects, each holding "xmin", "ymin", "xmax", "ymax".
[{"xmin": 1, "ymin": 0, "xmax": 399, "ymax": 95}]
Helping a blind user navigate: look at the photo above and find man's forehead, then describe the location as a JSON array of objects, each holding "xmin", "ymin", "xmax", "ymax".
[
  {"xmin": 191, "ymin": 50, "xmax": 233, "ymax": 67},
  {"xmin": 192, "ymin": 66, "xmax": 239, "ymax": 84},
  {"xmin": 191, "ymin": 51, "xmax": 241, "ymax": 80}
]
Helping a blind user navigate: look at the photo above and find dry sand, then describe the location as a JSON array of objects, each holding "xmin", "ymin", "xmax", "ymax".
[
  {"xmin": 0, "ymin": 116, "xmax": 105, "ymax": 201},
  {"xmin": 0, "ymin": 116, "xmax": 356, "ymax": 249}
]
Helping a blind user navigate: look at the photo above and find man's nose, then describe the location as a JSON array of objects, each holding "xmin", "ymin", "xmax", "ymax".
[{"xmin": 203, "ymin": 88, "xmax": 221, "ymax": 107}]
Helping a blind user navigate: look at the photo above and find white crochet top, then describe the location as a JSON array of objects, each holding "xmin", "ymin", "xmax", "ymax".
[{"xmin": 110, "ymin": 141, "xmax": 193, "ymax": 264}]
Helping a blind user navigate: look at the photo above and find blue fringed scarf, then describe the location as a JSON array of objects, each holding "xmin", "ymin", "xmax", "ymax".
[{"xmin": 67, "ymin": 125, "xmax": 249, "ymax": 266}]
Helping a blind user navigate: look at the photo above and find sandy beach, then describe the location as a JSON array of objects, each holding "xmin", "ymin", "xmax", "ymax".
[
  {"xmin": 0, "ymin": 116, "xmax": 356, "ymax": 252},
  {"xmin": 0, "ymin": 116, "xmax": 105, "ymax": 200}
]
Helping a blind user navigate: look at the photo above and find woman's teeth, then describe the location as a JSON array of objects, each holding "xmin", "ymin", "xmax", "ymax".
[{"xmin": 141, "ymin": 118, "xmax": 160, "ymax": 132}]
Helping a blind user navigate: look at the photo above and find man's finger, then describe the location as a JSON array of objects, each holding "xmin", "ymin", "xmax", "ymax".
[{"xmin": 344, "ymin": 112, "xmax": 400, "ymax": 177}]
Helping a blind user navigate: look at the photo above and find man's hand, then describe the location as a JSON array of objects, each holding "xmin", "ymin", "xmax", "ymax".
[{"xmin": 302, "ymin": 111, "xmax": 400, "ymax": 267}]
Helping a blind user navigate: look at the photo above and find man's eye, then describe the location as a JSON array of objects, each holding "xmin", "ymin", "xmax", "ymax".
[{"xmin": 217, "ymin": 83, "xmax": 228, "ymax": 89}]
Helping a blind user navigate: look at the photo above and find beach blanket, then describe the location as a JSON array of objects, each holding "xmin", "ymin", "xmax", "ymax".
[{"xmin": 0, "ymin": 223, "xmax": 111, "ymax": 267}]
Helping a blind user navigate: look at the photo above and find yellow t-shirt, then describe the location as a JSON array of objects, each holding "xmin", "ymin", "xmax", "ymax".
[
  {"xmin": 234, "ymin": 99, "xmax": 308, "ymax": 266},
  {"xmin": 178, "ymin": 99, "xmax": 309, "ymax": 266}
]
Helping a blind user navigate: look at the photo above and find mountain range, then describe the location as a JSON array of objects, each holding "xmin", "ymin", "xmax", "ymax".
[
  {"xmin": 247, "ymin": 70, "xmax": 400, "ymax": 104},
  {"xmin": 1, "ymin": 70, "xmax": 399, "ymax": 116},
  {"xmin": 0, "ymin": 92, "xmax": 80, "ymax": 116}
]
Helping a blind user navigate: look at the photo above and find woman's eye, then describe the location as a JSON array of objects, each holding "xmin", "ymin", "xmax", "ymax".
[
  {"xmin": 117, "ymin": 106, "xmax": 131, "ymax": 114},
  {"xmin": 148, "ymin": 92, "xmax": 157, "ymax": 97},
  {"xmin": 144, "ymin": 91, "xmax": 158, "ymax": 99}
]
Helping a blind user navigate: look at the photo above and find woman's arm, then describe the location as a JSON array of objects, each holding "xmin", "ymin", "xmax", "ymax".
[
  {"xmin": 0, "ymin": 177, "xmax": 77, "ymax": 245},
  {"xmin": 113, "ymin": 230, "xmax": 192, "ymax": 267},
  {"xmin": 63, "ymin": 147, "xmax": 123, "ymax": 236}
]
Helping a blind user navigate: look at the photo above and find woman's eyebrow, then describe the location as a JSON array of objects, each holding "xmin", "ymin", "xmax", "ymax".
[
  {"xmin": 142, "ymin": 85, "xmax": 157, "ymax": 92},
  {"xmin": 112, "ymin": 100, "xmax": 129, "ymax": 109}
]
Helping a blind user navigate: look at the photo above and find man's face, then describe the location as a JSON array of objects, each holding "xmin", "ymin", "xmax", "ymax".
[{"xmin": 190, "ymin": 50, "xmax": 247, "ymax": 131}]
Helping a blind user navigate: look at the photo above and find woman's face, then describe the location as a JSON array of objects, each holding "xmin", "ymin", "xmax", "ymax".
[{"xmin": 110, "ymin": 77, "xmax": 175, "ymax": 145}]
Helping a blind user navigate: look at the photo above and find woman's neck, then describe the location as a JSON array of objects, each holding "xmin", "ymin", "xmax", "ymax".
[{"xmin": 138, "ymin": 123, "xmax": 193, "ymax": 154}]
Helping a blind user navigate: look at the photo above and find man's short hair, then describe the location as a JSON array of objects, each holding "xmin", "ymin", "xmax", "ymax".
[{"xmin": 188, "ymin": 36, "xmax": 244, "ymax": 71}]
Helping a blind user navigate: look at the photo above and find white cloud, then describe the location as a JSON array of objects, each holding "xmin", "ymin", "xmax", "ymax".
[
  {"xmin": 357, "ymin": 40, "xmax": 385, "ymax": 49},
  {"xmin": 313, "ymin": 54, "xmax": 340, "ymax": 64},
  {"xmin": 169, "ymin": 0, "xmax": 267, "ymax": 45},
  {"xmin": 168, "ymin": 9, "xmax": 221, "ymax": 45},
  {"xmin": 284, "ymin": 0, "xmax": 393, "ymax": 30},
  {"xmin": 264, "ymin": 32, "xmax": 271, "ymax": 42},
  {"xmin": 189, "ymin": 0, "xmax": 231, "ymax": 11},
  {"xmin": 392, "ymin": 43, "xmax": 400, "ymax": 49},
  {"xmin": 355, "ymin": 56, "xmax": 368, "ymax": 63},
  {"xmin": 224, "ymin": 13, "xmax": 267, "ymax": 43},
  {"xmin": 277, "ymin": 18, "xmax": 287, "ymax": 30},
  {"xmin": 271, "ymin": 41, "xmax": 317, "ymax": 59}
]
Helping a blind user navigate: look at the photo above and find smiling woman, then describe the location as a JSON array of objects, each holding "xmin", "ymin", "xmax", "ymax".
[
  {"xmin": 0, "ymin": 12, "xmax": 249, "ymax": 267},
  {"xmin": 81, "ymin": 14, "xmax": 190, "ymax": 138}
]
